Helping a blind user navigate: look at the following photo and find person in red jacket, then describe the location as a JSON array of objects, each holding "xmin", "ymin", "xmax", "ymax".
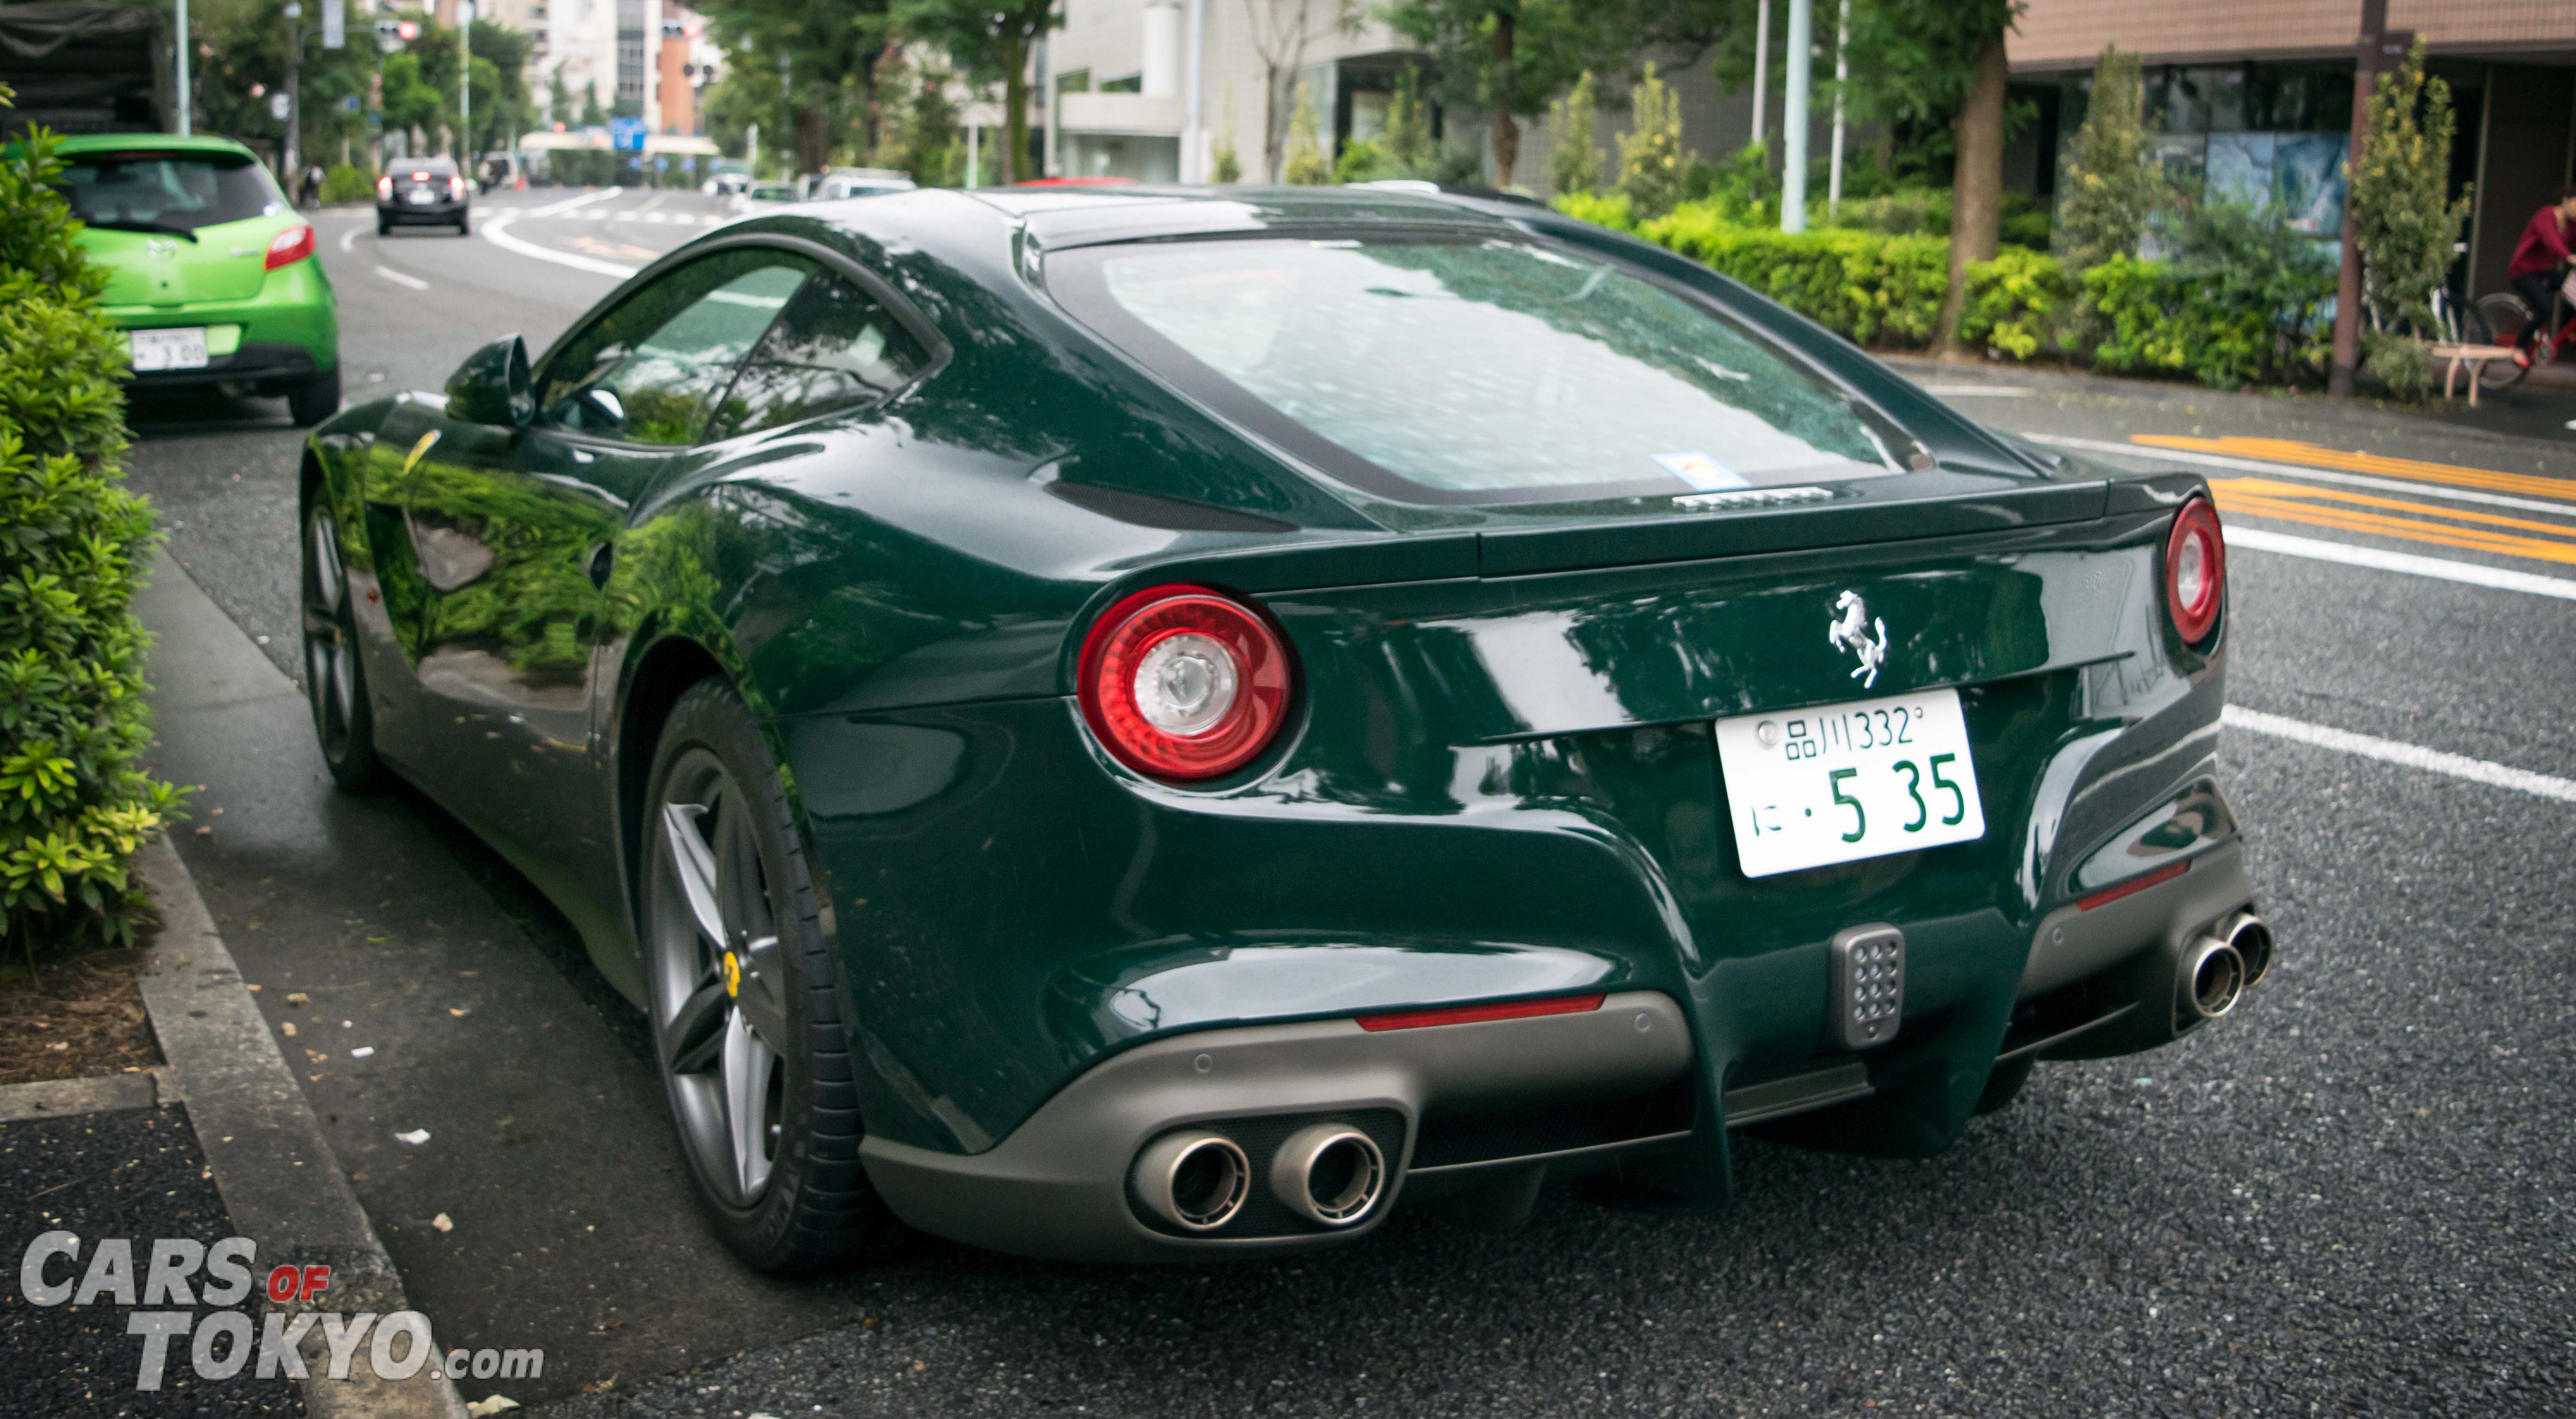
[{"xmin": 2509, "ymin": 187, "xmax": 2576, "ymax": 366}]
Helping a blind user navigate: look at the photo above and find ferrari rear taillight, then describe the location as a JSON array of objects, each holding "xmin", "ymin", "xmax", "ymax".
[
  {"xmin": 264, "ymin": 223, "xmax": 315, "ymax": 270},
  {"xmin": 1079, "ymin": 585, "xmax": 1293, "ymax": 780},
  {"xmin": 2164, "ymin": 494, "xmax": 2224, "ymax": 645}
]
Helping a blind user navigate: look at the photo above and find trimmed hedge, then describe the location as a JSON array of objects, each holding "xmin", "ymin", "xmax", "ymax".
[
  {"xmin": 1555, "ymin": 193, "xmax": 2329, "ymax": 389},
  {"xmin": 0, "ymin": 96, "xmax": 184, "ymax": 956}
]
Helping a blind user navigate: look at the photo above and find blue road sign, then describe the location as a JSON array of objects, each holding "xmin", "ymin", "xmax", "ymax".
[{"xmin": 609, "ymin": 117, "xmax": 646, "ymax": 152}]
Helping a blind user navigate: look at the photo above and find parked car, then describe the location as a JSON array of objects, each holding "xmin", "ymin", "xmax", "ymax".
[
  {"xmin": 376, "ymin": 155, "xmax": 470, "ymax": 235},
  {"xmin": 296, "ymin": 185, "xmax": 2268, "ymax": 1270},
  {"xmin": 58, "ymin": 132, "xmax": 338, "ymax": 424},
  {"xmin": 803, "ymin": 166, "xmax": 915, "ymax": 201},
  {"xmin": 721, "ymin": 181, "xmax": 801, "ymax": 222}
]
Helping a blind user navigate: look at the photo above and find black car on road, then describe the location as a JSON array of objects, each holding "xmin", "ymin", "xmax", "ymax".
[{"xmin": 376, "ymin": 156, "xmax": 469, "ymax": 235}]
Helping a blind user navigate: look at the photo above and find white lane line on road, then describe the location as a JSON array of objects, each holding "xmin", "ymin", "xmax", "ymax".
[
  {"xmin": 526, "ymin": 185, "xmax": 624, "ymax": 218},
  {"xmin": 338, "ymin": 224, "xmax": 361, "ymax": 253},
  {"xmin": 638, "ymin": 191, "xmax": 667, "ymax": 213},
  {"xmin": 477, "ymin": 209, "xmax": 640, "ymax": 280},
  {"xmin": 2028, "ymin": 433, "xmax": 2576, "ymax": 518},
  {"xmin": 2223, "ymin": 526, "xmax": 2576, "ymax": 600},
  {"xmin": 373, "ymin": 265, "xmax": 429, "ymax": 290},
  {"xmin": 2225, "ymin": 706, "xmax": 2576, "ymax": 805}
]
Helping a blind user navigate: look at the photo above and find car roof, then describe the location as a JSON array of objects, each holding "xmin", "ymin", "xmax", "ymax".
[
  {"xmin": 962, "ymin": 183, "xmax": 1525, "ymax": 251},
  {"xmin": 56, "ymin": 132, "xmax": 261, "ymax": 161},
  {"xmin": 389, "ymin": 157, "xmax": 458, "ymax": 172}
]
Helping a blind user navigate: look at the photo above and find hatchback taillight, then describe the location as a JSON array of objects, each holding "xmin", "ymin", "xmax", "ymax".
[
  {"xmin": 2164, "ymin": 494, "xmax": 2225, "ymax": 645},
  {"xmin": 264, "ymin": 223, "xmax": 315, "ymax": 271},
  {"xmin": 376, "ymin": 174, "xmax": 392, "ymax": 197},
  {"xmin": 1078, "ymin": 585, "xmax": 1293, "ymax": 780}
]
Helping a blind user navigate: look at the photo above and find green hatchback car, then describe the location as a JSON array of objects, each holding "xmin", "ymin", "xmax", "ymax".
[
  {"xmin": 58, "ymin": 133, "xmax": 340, "ymax": 425},
  {"xmin": 298, "ymin": 186, "xmax": 2270, "ymax": 1270}
]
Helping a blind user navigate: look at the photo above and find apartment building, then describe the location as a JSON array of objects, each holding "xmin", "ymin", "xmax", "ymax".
[{"xmin": 2006, "ymin": 0, "xmax": 2576, "ymax": 297}]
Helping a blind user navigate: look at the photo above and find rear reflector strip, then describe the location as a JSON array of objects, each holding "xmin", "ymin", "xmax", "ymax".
[
  {"xmin": 2077, "ymin": 859, "xmax": 2190, "ymax": 911},
  {"xmin": 1355, "ymin": 994, "xmax": 1604, "ymax": 1032}
]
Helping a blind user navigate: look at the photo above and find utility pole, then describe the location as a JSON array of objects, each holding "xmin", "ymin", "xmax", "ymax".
[
  {"xmin": 1750, "ymin": 0, "xmax": 1768, "ymax": 163},
  {"xmin": 458, "ymin": 0, "xmax": 472, "ymax": 164},
  {"xmin": 283, "ymin": 3, "xmax": 302, "ymax": 178},
  {"xmin": 173, "ymin": 0, "xmax": 191, "ymax": 133},
  {"xmin": 1828, "ymin": 0, "xmax": 1848, "ymax": 219},
  {"xmin": 1781, "ymin": 0, "xmax": 1810, "ymax": 232},
  {"xmin": 2329, "ymin": 0, "xmax": 2401, "ymax": 398}
]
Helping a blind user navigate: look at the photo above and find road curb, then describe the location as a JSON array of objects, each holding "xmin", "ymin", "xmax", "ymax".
[
  {"xmin": 137, "ymin": 835, "xmax": 468, "ymax": 1419},
  {"xmin": 0, "ymin": 1068, "xmax": 166, "ymax": 1121}
]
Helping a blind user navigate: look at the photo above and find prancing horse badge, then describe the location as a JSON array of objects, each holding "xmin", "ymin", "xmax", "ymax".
[{"xmin": 1827, "ymin": 591, "xmax": 1889, "ymax": 688}]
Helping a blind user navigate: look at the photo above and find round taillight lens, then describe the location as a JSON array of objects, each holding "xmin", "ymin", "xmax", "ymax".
[
  {"xmin": 2165, "ymin": 494, "xmax": 2225, "ymax": 645},
  {"xmin": 1079, "ymin": 586, "xmax": 1292, "ymax": 781}
]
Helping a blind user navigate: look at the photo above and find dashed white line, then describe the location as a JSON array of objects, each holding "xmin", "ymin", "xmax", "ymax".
[
  {"xmin": 338, "ymin": 224, "xmax": 362, "ymax": 253},
  {"xmin": 2225, "ymin": 706, "xmax": 2576, "ymax": 805},
  {"xmin": 373, "ymin": 265, "xmax": 429, "ymax": 290},
  {"xmin": 526, "ymin": 186, "xmax": 625, "ymax": 218},
  {"xmin": 2027, "ymin": 432, "xmax": 2576, "ymax": 518},
  {"xmin": 2223, "ymin": 526, "xmax": 2576, "ymax": 601}
]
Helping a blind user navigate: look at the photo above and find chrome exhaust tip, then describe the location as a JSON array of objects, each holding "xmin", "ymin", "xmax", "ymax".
[
  {"xmin": 1270, "ymin": 1124, "xmax": 1386, "ymax": 1228},
  {"xmin": 2220, "ymin": 911, "xmax": 2273, "ymax": 990},
  {"xmin": 1131, "ymin": 1130, "xmax": 1251, "ymax": 1233},
  {"xmin": 2179, "ymin": 936, "xmax": 2246, "ymax": 1021}
]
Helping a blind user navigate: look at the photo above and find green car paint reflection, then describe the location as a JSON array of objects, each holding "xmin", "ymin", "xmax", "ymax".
[{"xmin": 299, "ymin": 186, "xmax": 2263, "ymax": 1265}]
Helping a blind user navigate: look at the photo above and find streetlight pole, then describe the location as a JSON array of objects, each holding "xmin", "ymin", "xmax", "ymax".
[
  {"xmin": 1750, "ymin": 0, "xmax": 1768, "ymax": 162},
  {"xmin": 173, "ymin": 0, "xmax": 191, "ymax": 134},
  {"xmin": 284, "ymin": 3, "xmax": 302, "ymax": 180},
  {"xmin": 1828, "ymin": 0, "xmax": 1848, "ymax": 220},
  {"xmin": 458, "ymin": 0, "xmax": 473, "ymax": 164},
  {"xmin": 1781, "ymin": 0, "xmax": 1810, "ymax": 232}
]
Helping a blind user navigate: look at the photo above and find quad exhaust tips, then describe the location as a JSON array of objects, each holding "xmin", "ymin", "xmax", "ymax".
[
  {"xmin": 2220, "ymin": 911, "xmax": 2273, "ymax": 990},
  {"xmin": 1271, "ymin": 1124, "xmax": 1387, "ymax": 1228},
  {"xmin": 2177, "ymin": 910, "xmax": 2269, "ymax": 1024},
  {"xmin": 1131, "ymin": 1130, "xmax": 1251, "ymax": 1232}
]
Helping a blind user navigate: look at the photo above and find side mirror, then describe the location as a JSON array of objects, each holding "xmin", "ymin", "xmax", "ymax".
[{"xmin": 445, "ymin": 335, "xmax": 533, "ymax": 427}]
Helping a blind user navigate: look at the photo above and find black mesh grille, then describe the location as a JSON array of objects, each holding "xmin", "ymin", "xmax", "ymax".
[{"xmin": 1126, "ymin": 1109, "xmax": 1407, "ymax": 1239}]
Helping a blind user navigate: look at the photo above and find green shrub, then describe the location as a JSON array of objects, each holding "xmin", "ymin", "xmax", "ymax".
[
  {"xmin": 1615, "ymin": 63, "xmax": 1689, "ymax": 222},
  {"xmin": 2080, "ymin": 207, "xmax": 2334, "ymax": 390},
  {"xmin": 1332, "ymin": 139, "xmax": 1386, "ymax": 185},
  {"xmin": 1283, "ymin": 84, "xmax": 1332, "ymax": 185},
  {"xmin": 1830, "ymin": 187, "xmax": 1951, "ymax": 237},
  {"xmin": 321, "ymin": 163, "xmax": 374, "ymax": 204},
  {"xmin": 1639, "ymin": 203, "xmax": 1949, "ymax": 347},
  {"xmin": 1551, "ymin": 189, "xmax": 1636, "ymax": 231},
  {"xmin": 2351, "ymin": 40, "xmax": 2470, "ymax": 336},
  {"xmin": 2361, "ymin": 329, "xmax": 2435, "ymax": 399},
  {"xmin": 2056, "ymin": 46, "xmax": 2159, "ymax": 272},
  {"xmin": 1210, "ymin": 131, "xmax": 1244, "ymax": 183},
  {"xmin": 1958, "ymin": 247, "xmax": 2070, "ymax": 359},
  {"xmin": 1547, "ymin": 70, "xmax": 1600, "ymax": 197},
  {"xmin": 0, "ymin": 95, "xmax": 183, "ymax": 957}
]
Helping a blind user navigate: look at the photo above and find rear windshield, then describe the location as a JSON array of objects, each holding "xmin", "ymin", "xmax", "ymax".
[
  {"xmin": 389, "ymin": 160, "xmax": 458, "ymax": 177},
  {"xmin": 1056, "ymin": 236, "xmax": 1928, "ymax": 507},
  {"xmin": 55, "ymin": 152, "xmax": 285, "ymax": 232}
]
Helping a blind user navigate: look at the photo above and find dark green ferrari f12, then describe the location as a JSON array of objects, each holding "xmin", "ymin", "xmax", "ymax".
[{"xmin": 298, "ymin": 186, "xmax": 2268, "ymax": 1268}]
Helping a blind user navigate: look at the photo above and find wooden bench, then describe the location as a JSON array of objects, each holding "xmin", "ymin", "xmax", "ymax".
[{"xmin": 2427, "ymin": 342, "xmax": 2521, "ymax": 406}]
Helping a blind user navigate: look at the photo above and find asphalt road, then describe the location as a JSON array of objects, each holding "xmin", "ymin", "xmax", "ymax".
[{"xmin": 108, "ymin": 187, "xmax": 2576, "ymax": 1417}]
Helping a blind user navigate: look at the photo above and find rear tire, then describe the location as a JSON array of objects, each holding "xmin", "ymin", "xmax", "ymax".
[
  {"xmin": 642, "ymin": 680, "xmax": 901, "ymax": 1272},
  {"xmin": 301, "ymin": 497, "xmax": 389, "ymax": 792},
  {"xmin": 376, "ymin": 219, "xmax": 391, "ymax": 236},
  {"xmin": 456, "ymin": 214, "xmax": 471, "ymax": 236},
  {"xmin": 288, "ymin": 365, "xmax": 340, "ymax": 427}
]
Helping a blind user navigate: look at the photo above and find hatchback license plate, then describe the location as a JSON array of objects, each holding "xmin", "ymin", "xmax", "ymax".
[
  {"xmin": 128, "ymin": 327, "xmax": 208, "ymax": 372},
  {"xmin": 405, "ymin": 189, "xmax": 436, "ymax": 204},
  {"xmin": 1715, "ymin": 688, "xmax": 1986, "ymax": 878}
]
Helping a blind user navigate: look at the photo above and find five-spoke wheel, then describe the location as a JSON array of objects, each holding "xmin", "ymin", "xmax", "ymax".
[{"xmin": 301, "ymin": 500, "xmax": 385, "ymax": 790}]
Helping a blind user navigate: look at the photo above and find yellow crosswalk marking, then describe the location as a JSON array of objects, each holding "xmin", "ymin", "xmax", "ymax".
[
  {"xmin": 2211, "ymin": 481, "xmax": 2576, "ymax": 566},
  {"xmin": 2216, "ymin": 477, "xmax": 2576, "ymax": 539},
  {"xmin": 2136, "ymin": 435, "xmax": 2576, "ymax": 503}
]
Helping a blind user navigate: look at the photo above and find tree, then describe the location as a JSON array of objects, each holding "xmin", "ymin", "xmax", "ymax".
[
  {"xmin": 1211, "ymin": 129, "xmax": 1244, "ymax": 182},
  {"xmin": 1283, "ymin": 82, "xmax": 1331, "ymax": 182},
  {"xmin": 1616, "ymin": 62, "xmax": 1691, "ymax": 217},
  {"xmin": 579, "ymin": 79, "xmax": 609, "ymax": 128},
  {"xmin": 891, "ymin": 0, "xmax": 1058, "ymax": 184},
  {"xmin": 2351, "ymin": 39, "xmax": 2470, "ymax": 338},
  {"xmin": 1241, "ymin": 0, "xmax": 1358, "ymax": 183},
  {"xmin": 697, "ymin": 0, "xmax": 891, "ymax": 174},
  {"xmin": 1547, "ymin": 68, "xmax": 1600, "ymax": 195},
  {"xmin": 2054, "ymin": 46, "xmax": 2155, "ymax": 272},
  {"xmin": 1837, "ymin": 0, "xmax": 2021, "ymax": 352},
  {"xmin": 1383, "ymin": 66, "xmax": 1436, "ymax": 177},
  {"xmin": 548, "ymin": 68, "xmax": 573, "ymax": 127},
  {"xmin": 870, "ymin": 52, "xmax": 962, "ymax": 184}
]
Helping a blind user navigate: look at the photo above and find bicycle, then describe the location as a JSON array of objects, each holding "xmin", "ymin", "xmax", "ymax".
[{"xmin": 2467, "ymin": 265, "xmax": 2576, "ymax": 394}]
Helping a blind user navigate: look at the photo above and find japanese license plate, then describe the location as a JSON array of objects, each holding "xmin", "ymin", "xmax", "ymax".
[
  {"xmin": 1715, "ymin": 688, "xmax": 1986, "ymax": 878},
  {"xmin": 404, "ymin": 189, "xmax": 436, "ymax": 204},
  {"xmin": 128, "ymin": 326, "xmax": 208, "ymax": 372}
]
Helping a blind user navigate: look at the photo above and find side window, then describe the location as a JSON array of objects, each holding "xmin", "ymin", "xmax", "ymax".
[
  {"xmin": 537, "ymin": 250, "xmax": 813, "ymax": 445},
  {"xmin": 707, "ymin": 273, "xmax": 930, "ymax": 439}
]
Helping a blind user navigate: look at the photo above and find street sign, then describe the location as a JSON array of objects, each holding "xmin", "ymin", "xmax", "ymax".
[
  {"xmin": 609, "ymin": 116, "xmax": 646, "ymax": 152},
  {"xmin": 322, "ymin": 0, "xmax": 343, "ymax": 49},
  {"xmin": 268, "ymin": 91, "xmax": 291, "ymax": 121}
]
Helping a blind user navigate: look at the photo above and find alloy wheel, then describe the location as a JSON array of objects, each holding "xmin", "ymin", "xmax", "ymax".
[
  {"xmin": 649, "ymin": 752, "xmax": 792, "ymax": 1208},
  {"xmin": 301, "ymin": 507, "xmax": 360, "ymax": 761}
]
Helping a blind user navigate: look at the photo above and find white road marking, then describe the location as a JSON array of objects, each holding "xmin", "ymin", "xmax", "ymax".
[
  {"xmin": 614, "ymin": 210, "xmax": 639, "ymax": 221},
  {"xmin": 373, "ymin": 265, "xmax": 429, "ymax": 290},
  {"xmin": 638, "ymin": 191, "xmax": 666, "ymax": 213},
  {"xmin": 2027, "ymin": 432, "xmax": 2576, "ymax": 518},
  {"xmin": 2224, "ymin": 525, "xmax": 2576, "ymax": 600},
  {"xmin": 476, "ymin": 209, "xmax": 640, "ymax": 279},
  {"xmin": 646, "ymin": 210, "xmax": 667, "ymax": 222},
  {"xmin": 1923, "ymin": 385, "xmax": 2031, "ymax": 396},
  {"xmin": 526, "ymin": 186, "xmax": 624, "ymax": 218},
  {"xmin": 338, "ymin": 224, "xmax": 361, "ymax": 253},
  {"xmin": 2225, "ymin": 706, "xmax": 2576, "ymax": 805}
]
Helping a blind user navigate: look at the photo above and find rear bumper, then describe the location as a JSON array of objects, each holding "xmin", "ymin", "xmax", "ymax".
[
  {"xmin": 861, "ymin": 990, "xmax": 1694, "ymax": 1262},
  {"xmin": 106, "ymin": 259, "xmax": 336, "ymax": 384},
  {"xmin": 124, "ymin": 339, "xmax": 320, "ymax": 390},
  {"xmin": 377, "ymin": 200, "xmax": 468, "ymax": 223}
]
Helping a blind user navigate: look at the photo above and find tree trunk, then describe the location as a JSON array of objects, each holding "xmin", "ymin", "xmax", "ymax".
[
  {"xmin": 796, "ymin": 100, "xmax": 829, "ymax": 178},
  {"xmin": 1263, "ymin": 65, "xmax": 1287, "ymax": 181},
  {"xmin": 1488, "ymin": 8, "xmax": 1517, "ymax": 188},
  {"xmin": 1934, "ymin": 30, "xmax": 2008, "ymax": 355},
  {"xmin": 1000, "ymin": 34, "xmax": 1028, "ymax": 185}
]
